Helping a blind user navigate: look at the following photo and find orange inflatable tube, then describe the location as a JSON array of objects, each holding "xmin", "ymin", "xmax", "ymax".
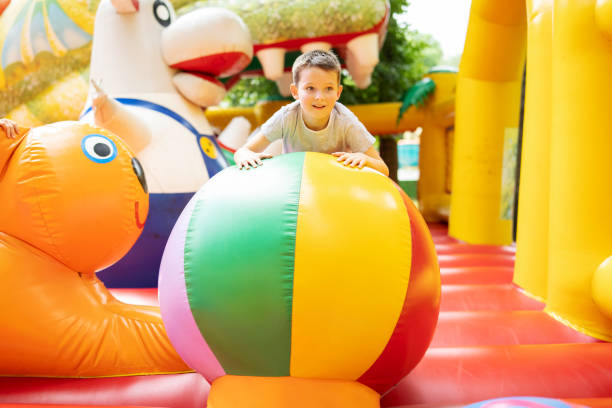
[
  {"xmin": 207, "ymin": 376, "xmax": 380, "ymax": 408},
  {"xmin": 0, "ymin": 122, "xmax": 189, "ymax": 377}
]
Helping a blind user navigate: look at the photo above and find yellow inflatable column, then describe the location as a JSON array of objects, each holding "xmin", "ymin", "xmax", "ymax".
[
  {"xmin": 418, "ymin": 71, "xmax": 456, "ymax": 222},
  {"xmin": 545, "ymin": 0, "xmax": 612, "ymax": 340},
  {"xmin": 449, "ymin": 0, "xmax": 526, "ymax": 245},
  {"xmin": 418, "ymin": 118, "xmax": 447, "ymax": 221},
  {"xmin": 513, "ymin": 0, "xmax": 553, "ymax": 301}
]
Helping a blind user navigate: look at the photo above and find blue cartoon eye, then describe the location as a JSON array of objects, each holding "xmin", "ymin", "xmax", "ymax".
[{"xmin": 81, "ymin": 134, "xmax": 118, "ymax": 163}]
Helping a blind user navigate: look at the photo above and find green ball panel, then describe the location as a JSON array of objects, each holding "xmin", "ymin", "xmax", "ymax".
[{"xmin": 184, "ymin": 153, "xmax": 305, "ymax": 376}]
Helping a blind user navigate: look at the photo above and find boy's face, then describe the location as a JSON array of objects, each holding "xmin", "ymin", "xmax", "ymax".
[{"xmin": 290, "ymin": 67, "xmax": 343, "ymax": 127}]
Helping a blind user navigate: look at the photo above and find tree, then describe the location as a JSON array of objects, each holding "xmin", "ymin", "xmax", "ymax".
[{"xmin": 221, "ymin": 76, "xmax": 280, "ymax": 107}]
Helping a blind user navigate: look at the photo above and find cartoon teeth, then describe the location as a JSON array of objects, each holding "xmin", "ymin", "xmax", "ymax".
[
  {"xmin": 345, "ymin": 33, "xmax": 380, "ymax": 89},
  {"xmin": 346, "ymin": 33, "xmax": 380, "ymax": 69},
  {"xmin": 274, "ymin": 71, "xmax": 293, "ymax": 97},
  {"xmin": 256, "ymin": 47, "xmax": 286, "ymax": 80},
  {"xmin": 172, "ymin": 72, "xmax": 227, "ymax": 108}
]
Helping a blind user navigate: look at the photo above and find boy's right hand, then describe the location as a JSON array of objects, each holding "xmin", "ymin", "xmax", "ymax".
[{"xmin": 234, "ymin": 148, "xmax": 272, "ymax": 170}]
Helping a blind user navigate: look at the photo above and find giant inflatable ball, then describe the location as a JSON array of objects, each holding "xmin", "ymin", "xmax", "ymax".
[{"xmin": 159, "ymin": 152, "xmax": 440, "ymax": 396}]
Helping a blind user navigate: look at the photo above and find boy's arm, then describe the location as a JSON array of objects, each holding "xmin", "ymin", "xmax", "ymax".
[
  {"xmin": 337, "ymin": 110, "xmax": 389, "ymax": 176},
  {"xmin": 332, "ymin": 146, "xmax": 389, "ymax": 176},
  {"xmin": 362, "ymin": 145, "xmax": 390, "ymax": 176},
  {"xmin": 234, "ymin": 131, "xmax": 274, "ymax": 169}
]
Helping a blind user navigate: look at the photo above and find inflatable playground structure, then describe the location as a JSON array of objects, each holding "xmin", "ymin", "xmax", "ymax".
[{"xmin": 0, "ymin": 0, "xmax": 611, "ymax": 407}]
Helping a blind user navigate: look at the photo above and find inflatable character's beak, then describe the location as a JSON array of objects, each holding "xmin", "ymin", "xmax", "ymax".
[{"xmin": 0, "ymin": 125, "xmax": 29, "ymax": 176}]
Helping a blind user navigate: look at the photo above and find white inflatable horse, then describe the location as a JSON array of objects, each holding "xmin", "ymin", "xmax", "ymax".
[
  {"xmin": 82, "ymin": 0, "xmax": 252, "ymax": 193},
  {"xmin": 81, "ymin": 0, "xmax": 252, "ymax": 286}
]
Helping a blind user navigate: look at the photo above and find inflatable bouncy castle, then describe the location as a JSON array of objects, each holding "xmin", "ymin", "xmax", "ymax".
[{"xmin": 1, "ymin": 0, "xmax": 612, "ymax": 406}]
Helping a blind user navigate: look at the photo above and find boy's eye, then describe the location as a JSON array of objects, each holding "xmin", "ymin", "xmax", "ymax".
[
  {"xmin": 327, "ymin": 87, "xmax": 334, "ymax": 91},
  {"xmin": 306, "ymin": 86, "xmax": 314, "ymax": 91}
]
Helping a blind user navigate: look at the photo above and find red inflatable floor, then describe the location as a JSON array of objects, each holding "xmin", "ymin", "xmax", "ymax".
[
  {"xmin": 2, "ymin": 224, "xmax": 611, "ymax": 407},
  {"xmin": 381, "ymin": 224, "xmax": 612, "ymax": 407}
]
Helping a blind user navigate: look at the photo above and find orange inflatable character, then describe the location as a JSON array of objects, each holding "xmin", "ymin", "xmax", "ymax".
[{"xmin": 0, "ymin": 121, "xmax": 190, "ymax": 377}]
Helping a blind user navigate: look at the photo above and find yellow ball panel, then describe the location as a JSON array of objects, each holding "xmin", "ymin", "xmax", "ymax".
[{"xmin": 290, "ymin": 153, "xmax": 412, "ymax": 379}]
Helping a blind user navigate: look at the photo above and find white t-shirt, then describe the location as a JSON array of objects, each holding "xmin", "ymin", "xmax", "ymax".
[{"xmin": 261, "ymin": 101, "xmax": 375, "ymax": 154}]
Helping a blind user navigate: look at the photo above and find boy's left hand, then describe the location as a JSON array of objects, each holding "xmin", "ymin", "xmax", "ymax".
[{"xmin": 332, "ymin": 152, "xmax": 368, "ymax": 169}]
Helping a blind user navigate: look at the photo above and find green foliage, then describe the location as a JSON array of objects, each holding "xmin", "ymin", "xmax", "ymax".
[
  {"xmin": 221, "ymin": 76, "xmax": 284, "ymax": 107},
  {"xmin": 223, "ymin": 0, "xmax": 442, "ymax": 107},
  {"xmin": 397, "ymin": 77, "xmax": 436, "ymax": 123}
]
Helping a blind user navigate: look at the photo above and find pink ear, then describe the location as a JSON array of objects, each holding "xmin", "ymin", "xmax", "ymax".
[{"xmin": 110, "ymin": 0, "xmax": 139, "ymax": 14}]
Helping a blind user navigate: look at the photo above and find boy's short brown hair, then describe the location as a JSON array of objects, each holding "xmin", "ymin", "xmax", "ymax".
[{"xmin": 292, "ymin": 50, "xmax": 341, "ymax": 85}]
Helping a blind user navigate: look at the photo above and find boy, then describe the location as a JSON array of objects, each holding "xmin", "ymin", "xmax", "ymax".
[{"xmin": 234, "ymin": 50, "xmax": 389, "ymax": 176}]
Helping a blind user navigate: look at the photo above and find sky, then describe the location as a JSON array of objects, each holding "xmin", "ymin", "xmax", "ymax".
[{"xmin": 397, "ymin": 0, "xmax": 472, "ymax": 58}]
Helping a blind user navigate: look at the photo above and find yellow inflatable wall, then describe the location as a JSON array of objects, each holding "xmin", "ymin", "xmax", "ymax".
[
  {"xmin": 449, "ymin": 0, "xmax": 526, "ymax": 246},
  {"xmin": 513, "ymin": 0, "xmax": 552, "ymax": 302},
  {"xmin": 544, "ymin": 0, "xmax": 612, "ymax": 340},
  {"xmin": 455, "ymin": 0, "xmax": 612, "ymax": 340}
]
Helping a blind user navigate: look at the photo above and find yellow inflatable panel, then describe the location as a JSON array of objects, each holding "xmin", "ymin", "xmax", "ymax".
[
  {"xmin": 460, "ymin": 0, "xmax": 526, "ymax": 82},
  {"xmin": 205, "ymin": 106, "xmax": 259, "ymax": 131},
  {"xmin": 290, "ymin": 154, "xmax": 411, "ymax": 379},
  {"xmin": 544, "ymin": 0, "xmax": 612, "ymax": 341},
  {"xmin": 449, "ymin": 0, "xmax": 526, "ymax": 245},
  {"xmin": 513, "ymin": 0, "xmax": 552, "ymax": 301},
  {"xmin": 450, "ymin": 78, "xmax": 521, "ymax": 244}
]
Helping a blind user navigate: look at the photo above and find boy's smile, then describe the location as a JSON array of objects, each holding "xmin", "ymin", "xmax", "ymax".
[{"xmin": 290, "ymin": 67, "xmax": 343, "ymax": 131}]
